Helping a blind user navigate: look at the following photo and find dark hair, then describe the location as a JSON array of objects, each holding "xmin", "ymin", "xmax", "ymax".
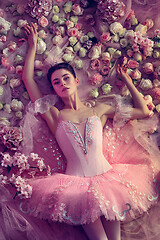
[{"xmin": 47, "ymin": 62, "xmax": 76, "ymax": 84}]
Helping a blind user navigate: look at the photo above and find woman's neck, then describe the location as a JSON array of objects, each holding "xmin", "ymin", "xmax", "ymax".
[{"xmin": 62, "ymin": 94, "xmax": 85, "ymax": 111}]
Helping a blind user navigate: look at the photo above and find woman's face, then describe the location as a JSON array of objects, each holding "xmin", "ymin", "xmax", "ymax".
[{"xmin": 50, "ymin": 68, "xmax": 78, "ymax": 98}]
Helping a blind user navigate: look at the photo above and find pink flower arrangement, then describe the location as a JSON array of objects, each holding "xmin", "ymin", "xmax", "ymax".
[
  {"xmin": 0, "ymin": 126, "xmax": 23, "ymax": 150},
  {"xmin": 89, "ymin": 73, "xmax": 103, "ymax": 85}
]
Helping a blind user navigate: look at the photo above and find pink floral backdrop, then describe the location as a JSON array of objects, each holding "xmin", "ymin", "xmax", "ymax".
[{"xmin": 0, "ymin": 0, "xmax": 160, "ymax": 239}]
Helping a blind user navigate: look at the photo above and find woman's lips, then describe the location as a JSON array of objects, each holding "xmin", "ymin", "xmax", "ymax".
[{"xmin": 62, "ymin": 87, "xmax": 69, "ymax": 92}]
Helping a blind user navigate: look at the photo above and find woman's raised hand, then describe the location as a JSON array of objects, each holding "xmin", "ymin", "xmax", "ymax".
[
  {"xmin": 116, "ymin": 64, "xmax": 132, "ymax": 84},
  {"xmin": 24, "ymin": 22, "xmax": 38, "ymax": 48}
]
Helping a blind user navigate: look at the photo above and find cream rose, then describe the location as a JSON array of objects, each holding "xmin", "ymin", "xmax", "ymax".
[{"xmin": 110, "ymin": 22, "xmax": 124, "ymax": 35}]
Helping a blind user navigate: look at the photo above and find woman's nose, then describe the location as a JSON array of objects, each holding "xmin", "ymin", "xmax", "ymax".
[{"xmin": 60, "ymin": 80, "xmax": 66, "ymax": 86}]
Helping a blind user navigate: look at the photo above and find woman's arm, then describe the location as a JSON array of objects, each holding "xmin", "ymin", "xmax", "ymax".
[
  {"xmin": 95, "ymin": 64, "xmax": 151, "ymax": 121},
  {"xmin": 116, "ymin": 64, "xmax": 151, "ymax": 119},
  {"xmin": 22, "ymin": 23, "xmax": 59, "ymax": 135}
]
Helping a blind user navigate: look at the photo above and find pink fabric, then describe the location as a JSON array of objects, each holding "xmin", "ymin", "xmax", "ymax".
[{"xmin": 17, "ymin": 116, "xmax": 159, "ymax": 226}]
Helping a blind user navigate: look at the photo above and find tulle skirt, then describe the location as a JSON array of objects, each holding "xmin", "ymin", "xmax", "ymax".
[{"xmin": 19, "ymin": 117, "xmax": 160, "ymax": 226}]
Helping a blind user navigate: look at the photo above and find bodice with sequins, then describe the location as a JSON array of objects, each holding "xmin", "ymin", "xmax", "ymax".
[{"xmin": 55, "ymin": 116, "xmax": 112, "ymax": 177}]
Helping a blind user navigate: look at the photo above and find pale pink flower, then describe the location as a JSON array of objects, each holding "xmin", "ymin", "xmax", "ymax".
[
  {"xmin": 67, "ymin": 27, "xmax": 79, "ymax": 37},
  {"xmin": 37, "ymin": 159, "xmax": 46, "ymax": 171},
  {"xmin": 10, "ymin": 78, "xmax": 22, "ymax": 88},
  {"xmin": 144, "ymin": 19, "xmax": 154, "ymax": 30},
  {"xmin": 72, "ymin": 4, "xmax": 84, "ymax": 15},
  {"xmin": 127, "ymin": 49, "xmax": 134, "ymax": 57},
  {"xmin": 132, "ymin": 44, "xmax": 139, "ymax": 52},
  {"xmin": 1, "ymin": 153, "xmax": 13, "ymax": 167},
  {"xmin": 38, "ymin": 16, "xmax": 48, "ymax": 28},
  {"xmin": 100, "ymin": 32, "xmax": 111, "ymax": 43},
  {"xmin": 143, "ymin": 62, "xmax": 154, "ymax": 74},
  {"xmin": 89, "ymin": 73, "xmax": 103, "ymax": 85},
  {"xmin": 131, "ymin": 69, "xmax": 142, "ymax": 79},
  {"xmin": 127, "ymin": 59, "xmax": 139, "ymax": 68}
]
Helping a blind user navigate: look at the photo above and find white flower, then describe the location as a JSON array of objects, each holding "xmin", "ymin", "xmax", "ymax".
[
  {"xmin": 36, "ymin": 38, "xmax": 46, "ymax": 54},
  {"xmin": 74, "ymin": 59, "xmax": 83, "ymax": 69},
  {"xmin": 89, "ymin": 88, "xmax": 99, "ymax": 98},
  {"xmin": 156, "ymin": 104, "xmax": 160, "ymax": 114},
  {"xmin": 120, "ymin": 38, "xmax": 128, "ymax": 48},
  {"xmin": 52, "ymin": 35, "xmax": 63, "ymax": 45},
  {"xmin": 11, "ymin": 99, "xmax": 24, "ymax": 112},
  {"xmin": 62, "ymin": 54, "xmax": 74, "ymax": 62},
  {"xmin": 124, "ymin": 30, "xmax": 134, "ymax": 43},
  {"xmin": 102, "ymin": 84, "xmax": 112, "ymax": 94},
  {"xmin": 17, "ymin": 19, "xmax": 28, "ymax": 28},
  {"xmin": 88, "ymin": 45, "xmax": 101, "ymax": 59},
  {"xmin": 110, "ymin": 22, "xmax": 123, "ymax": 35},
  {"xmin": 135, "ymin": 24, "xmax": 147, "ymax": 36},
  {"xmin": 139, "ymin": 78, "xmax": 153, "ymax": 91},
  {"xmin": 0, "ymin": 17, "xmax": 11, "ymax": 34}
]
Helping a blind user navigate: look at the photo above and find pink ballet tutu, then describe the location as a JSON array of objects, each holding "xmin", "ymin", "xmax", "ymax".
[
  {"xmin": 19, "ymin": 163, "xmax": 158, "ymax": 225},
  {"xmin": 18, "ymin": 115, "xmax": 160, "ymax": 226}
]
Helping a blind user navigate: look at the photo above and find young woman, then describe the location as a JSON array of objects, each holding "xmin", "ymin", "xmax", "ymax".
[{"xmin": 21, "ymin": 22, "xmax": 159, "ymax": 240}]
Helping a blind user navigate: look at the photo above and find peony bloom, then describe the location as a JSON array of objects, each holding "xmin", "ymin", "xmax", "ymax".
[
  {"xmin": 79, "ymin": 47, "xmax": 87, "ymax": 58},
  {"xmin": 67, "ymin": 27, "xmax": 79, "ymax": 37},
  {"xmin": 88, "ymin": 45, "xmax": 101, "ymax": 59},
  {"xmin": 120, "ymin": 38, "xmax": 128, "ymax": 48},
  {"xmin": 89, "ymin": 73, "xmax": 103, "ymax": 85},
  {"xmin": 11, "ymin": 99, "xmax": 24, "ymax": 112},
  {"xmin": 52, "ymin": 35, "xmax": 63, "ymax": 45},
  {"xmin": 38, "ymin": 30, "xmax": 47, "ymax": 39},
  {"xmin": 143, "ymin": 62, "xmax": 154, "ymax": 74},
  {"xmin": 100, "ymin": 66, "xmax": 110, "ymax": 76}
]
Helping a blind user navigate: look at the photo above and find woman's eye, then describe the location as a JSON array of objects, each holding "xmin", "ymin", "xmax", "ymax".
[
  {"xmin": 64, "ymin": 76, "xmax": 69, "ymax": 81},
  {"xmin": 53, "ymin": 81, "xmax": 60, "ymax": 85}
]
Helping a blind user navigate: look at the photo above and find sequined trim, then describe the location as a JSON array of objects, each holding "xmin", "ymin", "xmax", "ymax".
[{"xmin": 57, "ymin": 116, "xmax": 99, "ymax": 155}]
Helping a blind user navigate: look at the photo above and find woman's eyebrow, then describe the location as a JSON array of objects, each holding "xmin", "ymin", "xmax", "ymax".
[{"xmin": 52, "ymin": 74, "xmax": 69, "ymax": 82}]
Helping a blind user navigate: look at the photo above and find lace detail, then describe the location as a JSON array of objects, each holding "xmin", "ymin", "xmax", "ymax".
[
  {"xmin": 27, "ymin": 94, "xmax": 58, "ymax": 114},
  {"xmin": 57, "ymin": 116, "xmax": 98, "ymax": 155}
]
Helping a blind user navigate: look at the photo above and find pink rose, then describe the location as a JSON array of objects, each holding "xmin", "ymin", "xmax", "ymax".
[
  {"xmin": 16, "ymin": 65, "xmax": 23, "ymax": 75},
  {"xmin": 143, "ymin": 62, "xmax": 153, "ymax": 74},
  {"xmin": 75, "ymin": 23, "xmax": 82, "ymax": 30},
  {"xmin": 90, "ymin": 59, "xmax": 101, "ymax": 71},
  {"xmin": 1, "ymin": 57, "xmax": 10, "ymax": 68},
  {"xmin": 67, "ymin": 27, "xmax": 79, "ymax": 37},
  {"xmin": 131, "ymin": 69, "xmax": 141, "ymax": 79},
  {"xmin": 89, "ymin": 73, "xmax": 103, "ymax": 85},
  {"xmin": 127, "ymin": 59, "xmax": 139, "ymax": 69},
  {"xmin": 132, "ymin": 44, "xmax": 139, "ymax": 52},
  {"xmin": 143, "ymin": 47, "xmax": 153, "ymax": 57},
  {"xmin": 72, "ymin": 4, "xmax": 83, "ymax": 15},
  {"xmin": 100, "ymin": 66, "xmax": 110, "ymax": 76},
  {"xmin": 38, "ymin": 16, "xmax": 48, "ymax": 28},
  {"xmin": 100, "ymin": 32, "xmax": 111, "ymax": 43},
  {"xmin": 127, "ymin": 49, "xmax": 134, "ymax": 57}
]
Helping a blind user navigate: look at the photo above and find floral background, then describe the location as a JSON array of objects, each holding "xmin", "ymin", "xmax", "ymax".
[{"xmin": 0, "ymin": 0, "xmax": 160, "ymax": 239}]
